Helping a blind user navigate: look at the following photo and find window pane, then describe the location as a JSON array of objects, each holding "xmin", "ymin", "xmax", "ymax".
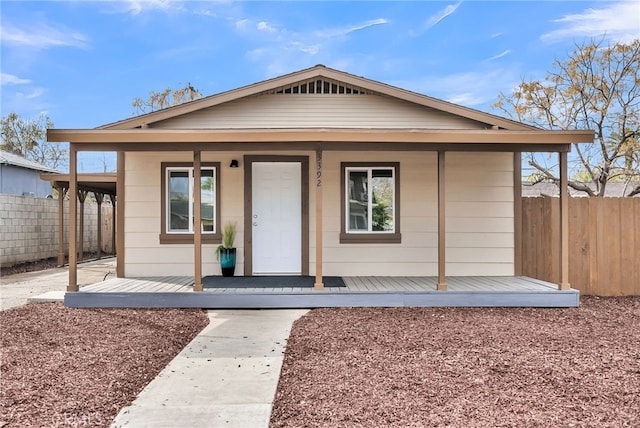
[
  {"xmin": 169, "ymin": 171, "xmax": 189, "ymax": 231},
  {"xmin": 372, "ymin": 169, "xmax": 394, "ymax": 231},
  {"xmin": 201, "ymin": 169, "xmax": 215, "ymax": 232},
  {"xmin": 348, "ymin": 170, "xmax": 368, "ymax": 231}
]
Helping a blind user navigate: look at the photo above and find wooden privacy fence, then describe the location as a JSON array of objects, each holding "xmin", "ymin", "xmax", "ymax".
[{"xmin": 521, "ymin": 196, "xmax": 640, "ymax": 296}]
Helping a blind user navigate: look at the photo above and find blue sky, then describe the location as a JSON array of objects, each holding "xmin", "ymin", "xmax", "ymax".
[{"xmin": 1, "ymin": 0, "xmax": 639, "ymax": 172}]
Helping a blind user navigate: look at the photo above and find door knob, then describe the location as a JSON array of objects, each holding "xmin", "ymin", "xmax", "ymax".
[{"xmin": 253, "ymin": 222, "xmax": 258, "ymax": 226}]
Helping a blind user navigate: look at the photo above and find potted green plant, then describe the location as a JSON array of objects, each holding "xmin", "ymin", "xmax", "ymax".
[{"xmin": 216, "ymin": 222, "xmax": 237, "ymax": 277}]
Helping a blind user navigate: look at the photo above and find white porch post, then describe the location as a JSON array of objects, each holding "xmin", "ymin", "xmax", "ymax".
[
  {"xmin": 314, "ymin": 149, "xmax": 324, "ymax": 289},
  {"xmin": 559, "ymin": 151, "xmax": 571, "ymax": 290},
  {"xmin": 68, "ymin": 146, "xmax": 78, "ymax": 291},
  {"xmin": 193, "ymin": 151, "xmax": 203, "ymax": 291},
  {"xmin": 437, "ymin": 151, "xmax": 447, "ymax": 291}
]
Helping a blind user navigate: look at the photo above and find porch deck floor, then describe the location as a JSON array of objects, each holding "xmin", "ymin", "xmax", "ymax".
[{"xmin": 67, "ymin": 276, "xmax": 579, "ymax": 308}]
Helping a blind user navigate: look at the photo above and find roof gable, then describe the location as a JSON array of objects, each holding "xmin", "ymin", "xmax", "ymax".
[{"xmin": 100, "ymin": 65, "xmax": 536, "ymax": 131}]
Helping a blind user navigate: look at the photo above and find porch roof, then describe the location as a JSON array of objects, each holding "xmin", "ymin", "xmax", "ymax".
[
  {"xmin": 47, "ymin": 128, "xmax": 593, "ymax": 153},
  {"xmin": 40, "ymin": 172, "xmax": 117, "ymax": 196}
]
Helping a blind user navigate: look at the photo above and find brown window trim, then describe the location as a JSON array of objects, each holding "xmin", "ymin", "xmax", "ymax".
[
  {"xmin": 340, "ymin": 162, "xmax": 401, "ymax": 244},
  {"xmin": 160, "ymin": 161, "xmax": 221, "ymax": 245}
]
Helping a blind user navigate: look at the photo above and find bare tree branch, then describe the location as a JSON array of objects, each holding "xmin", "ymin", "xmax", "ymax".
[
  {"xmin": 132, "ymin": 83, "xmax": 202, "ymax": 115},
  {"xmin": 493, "ymin": 39, "xmax": 640, "ymax": 197},
  {"xmin": 528, "ymin": 159, "xmax": 597, "ymax": 196},
  {"xmin": 1, "ymin": 112, "xmax": 67, "ymax": 170}
]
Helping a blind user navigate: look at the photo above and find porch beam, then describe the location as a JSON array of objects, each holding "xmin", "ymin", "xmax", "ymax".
[
  {"xmin": 559, "ymin": 151, "xmax": 571, "ymax": 290},
  {"xmin": 72, "ymin": 142, "xmax": 574, "ymax": 154},
  {"xmin": 314, "ymin": 149, "xmax": 324, "ymax": 289},
  {"xmin": 68, "ymin": 147, "xmax": 78, "ymax": 291},
  {"xmin": 116, "ymin": 152, "xmax": 125, "ymax": 278},
  {"xmin": 437, "ymin": 151, "xmax": 447, "ymax": 291},
  {"xmin": 193, "ymin": 151, "xmax": 203, "ymax": 291}
]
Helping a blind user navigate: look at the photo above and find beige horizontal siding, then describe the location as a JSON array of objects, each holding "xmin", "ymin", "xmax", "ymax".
[
  {"xmin": 123, "ymin": 150, "xmax": 514, "ymax": 278},
  {"xmin": 447, "ymin": 233, "xmax": 514, "ymax": 248},
  {"xmin": 447, "ymin": 217, "xmax": 514, "ymax": 233},
  {"xmin": 123, "ymin": 152, "xmax": 246, "ymax": 277},
  {"xmin": 151, "ymin": 94, "xmax": 487, "ymax": 130},
  {"xmin": 446, "ymin": 263, "xmax": 514, "ymax": 276},
  {"xmin": 444, "ymin": 152, "xmax": 514, "ymax": 276},
  {"xmin": 125, "ymin": 263, "xmax": 231, "ymax": 277},
  {"xmin": 321, "ymin": 262, "xmax": 440, "ymax": 277}
]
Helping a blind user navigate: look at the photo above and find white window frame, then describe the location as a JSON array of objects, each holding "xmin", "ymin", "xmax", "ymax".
[
  {"xmin": 166, "ymin": 166, "xmax": 216, "ymax": 234},
  {"xmin": 345, "ymin": 166, "xmax": 396, "ymax": 234}
]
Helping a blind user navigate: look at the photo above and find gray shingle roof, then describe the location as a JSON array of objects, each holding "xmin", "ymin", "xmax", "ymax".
[
  {"xmin": 0, "ymin": 150, "xmax": 60, "ymax": 174},
  {"xmin": 522, "ymin": 181, "xmax": 640, "ymax": 197}
]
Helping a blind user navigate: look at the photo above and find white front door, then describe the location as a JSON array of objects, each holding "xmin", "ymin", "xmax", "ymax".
[{"xmin": 252, "ymin": 162, "xmax": 302, "ymax": 275}]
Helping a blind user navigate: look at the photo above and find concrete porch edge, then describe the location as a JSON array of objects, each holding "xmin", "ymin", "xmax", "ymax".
[{"xmin": 64, "ymin": 288, "xmax": 580, "ymax": 309}]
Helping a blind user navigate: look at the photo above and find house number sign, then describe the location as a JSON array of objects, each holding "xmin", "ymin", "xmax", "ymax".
[{"xmin": 316, "ymin": 150, "xmax": 322, "ymax": 187}]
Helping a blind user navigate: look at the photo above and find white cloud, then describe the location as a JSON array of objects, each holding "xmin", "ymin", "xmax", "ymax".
[
  {"xmin": 396, "ymin": 67, "xmax": 521, "ymax": 109},
  {"xmin": 315, "ymin": 18, "xmax": 389, "ymax": 38},
  {"xmin": 1, "ymin": 23, "xmax": 89, "ymax": 50},
  {"xmin": 350, "ymin": 18, "xmax": 389, "ymax": 33},
  {"xmin": 240, "ymin": 16, "xmax": 389, "ymax": 77},
  {"xmin": 425, "ymin": 2, "xmax": 461, "ymax": 30},
  {"xmin": 291, "ymin": 42, "xmax": 321, "ymax": 56},
  {"xmin": 120, "ymin": 0, "xmax": 181, "ymax": 15},
  {"xmin": 194, "ymin": 9, "xmax": 216, "ymax": 18},
  {"xmin": 24, "ymin": 88, "xmax": 46, "ymax": 100},
  {"xmin": 235, "ymin": 19, "xmax": 250, "ymax": 30},
  {"xmin": 2, "ymin": 87, "xmax": 49, "ymax": 115},
  {"xmin": 486, "ymin": 49, "xmax": 511, "ymax": 62},
  {"xmin": 542, "ymin": 1, "xmax": 640, "ymax": 43},
  {"xmin": 1, "ymin": 73, "xmax": 32, "ymax": 86},
  {"xmin": 257, "ymin": 21, "xmax": 277, "ymax": 33}
]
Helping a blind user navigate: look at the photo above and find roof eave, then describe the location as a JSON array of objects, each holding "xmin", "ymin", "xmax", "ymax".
[{"xmin": 48, "ymin": 128, "xmax": 594, "ymax": 145}]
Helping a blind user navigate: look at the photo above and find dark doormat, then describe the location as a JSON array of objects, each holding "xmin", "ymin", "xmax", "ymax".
[{"xmin": 202, "ymin": 276, "xmax": 345, "ymax": 288}]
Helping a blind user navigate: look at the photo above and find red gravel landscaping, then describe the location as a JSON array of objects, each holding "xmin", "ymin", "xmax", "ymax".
[
  {"xmin": 0, "ymin": 303, "xmax": 209, "ymax": 427},
  {"xmin": 271, "ymin": 297, "xmax": 640, "ymax": 428}
]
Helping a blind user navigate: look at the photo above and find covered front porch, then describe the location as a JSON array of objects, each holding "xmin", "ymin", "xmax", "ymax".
[
  {"xmin": 65, "ymin": 275, "xmax": 579, "ymax": 308},
  {"xmin": 47, "ymin": 66, "xmax": 595, "ymax": 308}
]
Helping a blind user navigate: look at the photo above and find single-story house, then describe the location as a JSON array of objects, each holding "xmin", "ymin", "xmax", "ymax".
[
  {"xmin": 0, "ymin": 150, "xmax": 59, "ymax": 197},
  {"xmin": 47, "ymin": 65, "xmax": 593, "ymax": 306}
]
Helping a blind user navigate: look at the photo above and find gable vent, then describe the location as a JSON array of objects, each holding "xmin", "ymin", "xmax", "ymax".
[{"xmin": 261, "ymin": 78, "xmax": 378, "ymax": 96}]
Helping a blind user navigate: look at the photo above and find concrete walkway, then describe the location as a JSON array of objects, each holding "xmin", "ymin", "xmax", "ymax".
[
  {"xmin": 111, "ymin": 309, "xmax": 308, "ymax": 428},
  {"xmin": 0, "ymin": 257, "xmax": 116, "ymax": 310}
]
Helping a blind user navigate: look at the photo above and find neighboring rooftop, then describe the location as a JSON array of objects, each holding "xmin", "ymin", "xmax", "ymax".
[
  {"xmin": 523, "ymin": 181, "xmax": 640, "ymax": 197},
  {"xmin": 0, "ymin": 150, "xmax": 60, "ymax": 174}
]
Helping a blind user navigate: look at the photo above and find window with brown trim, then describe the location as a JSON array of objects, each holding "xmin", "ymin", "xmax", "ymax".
[
  {"xmin": 160, "ymin": 162, "xmax": 221, "ymax": 244},
  {"xmin": 340, "ymin": 162, "xmax": 401, "ymax": 244}
]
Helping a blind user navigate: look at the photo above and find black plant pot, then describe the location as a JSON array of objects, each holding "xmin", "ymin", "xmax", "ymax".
[{"xmin": 219, "ymin": 248, "xmax": 236, "ymax": 277}]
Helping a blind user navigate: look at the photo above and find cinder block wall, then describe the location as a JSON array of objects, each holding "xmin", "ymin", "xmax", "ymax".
[{"xmin": 0, "ymin": 195, "xmax": 114, "ymax": 267}]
